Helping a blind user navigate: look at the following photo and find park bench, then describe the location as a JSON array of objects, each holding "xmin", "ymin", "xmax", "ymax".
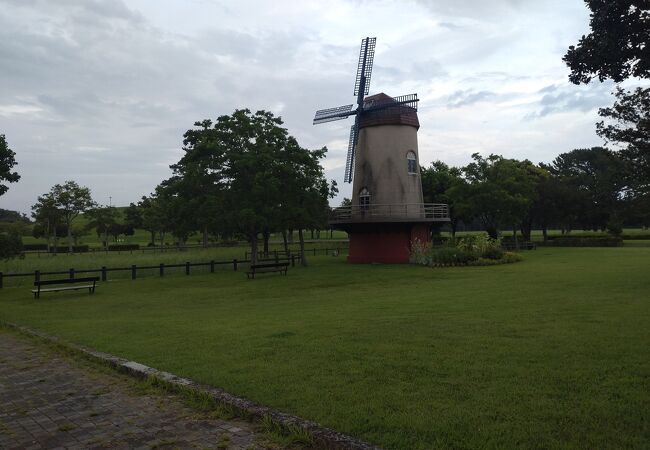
[
  {"xmin": 32, "ymin": 277, "xmax": 99, "ymax": 299},
  {"xmin": 246, "ymin": 262, "xmax": 289, "ymax": 279}
]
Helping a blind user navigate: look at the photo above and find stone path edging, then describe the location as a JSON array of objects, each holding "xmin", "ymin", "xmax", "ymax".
[{"xmin": 2, "ymin": 322, "xmax": 381, "ymax": 450}]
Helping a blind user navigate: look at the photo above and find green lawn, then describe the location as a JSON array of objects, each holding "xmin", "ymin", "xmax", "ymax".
[{"xmin": 1, "ymin": 248, "xmax": 649, "ymax": 449}]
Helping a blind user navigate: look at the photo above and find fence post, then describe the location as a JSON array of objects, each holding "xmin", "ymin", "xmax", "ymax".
[
  {"xmin": 35, "ymin": 270, "xmax": 40, "ymax": 283},
  {"xmin": 185, "ymin": 262, "xmax": 190, "ymax": 276},
  {"xmin": 210, "ymin": 260, "xmax": 215, "ymax": 273},
  {"xmin": 101, "ymin": 266, "xmax": 107, "ymax": 282},
  {"xmin": 0, "ymin": 272, "xmax": 3, "ymax": 289},
  {"xmin": 160, "ymin": 263, "xmax": 164, "ymax": 277},
  {"xmin": 274, "ymin": 251, "xmax": 278, "ymax": 263},
  {"xmin": 291, "ymin": 255, "xmax": 295, "ymax": 267},
  {"xmin": 131, "ymin": 265, "xmax": 136, "ymax": 280},
  {"xmin": 69, "ymin": 268, "xmax": 74, "ymax": 279},
  {"xmin": 233, "ymin": 259, "xmax": 238, "ymax": 271}
]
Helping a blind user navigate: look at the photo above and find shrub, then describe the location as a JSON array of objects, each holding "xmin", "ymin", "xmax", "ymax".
[
  {"xmin": 0, "ymin": 232, "xmax": 23, "ymax": 260},
  {"xmin": 482, "ymin": 247, "xmax": 504, "ymax": 260},
  {"xmin": 409, "ymin": 238, "xmax": 431, "ymax": 265},
  {"xmin": 430, "ymin": 246, "xmax": 477, "ymax": 266}
]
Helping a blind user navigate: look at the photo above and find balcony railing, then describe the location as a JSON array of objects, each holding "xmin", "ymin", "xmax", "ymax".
[{"xmin": 330, "ymin": 203, "xmax": 450, "ymax": 223}]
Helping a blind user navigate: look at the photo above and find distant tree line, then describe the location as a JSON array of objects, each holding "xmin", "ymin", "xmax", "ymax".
[{"xmin": 422, "ymin": 87, "xmax": 650, "ymax": 240}]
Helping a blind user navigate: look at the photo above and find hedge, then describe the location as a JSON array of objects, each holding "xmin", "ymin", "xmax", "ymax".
[
  {"xmin": 23, "ymin": 243, "xmax": 48, "ymax": 251},
  {"xmin": 539, "ymin": 237, "xmax": 623, "ymax": 247},
  {"xmin": 49, "ymin": 245, "xmax": 90, "ymax": 253},
  {"xmin": 107, "ymin": 244, "xmax": 140, "ymax": 251}
]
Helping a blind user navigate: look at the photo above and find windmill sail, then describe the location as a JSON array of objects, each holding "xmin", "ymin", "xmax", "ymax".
[
  {"xmin": 344, "ymin": 123, "xmax": 359, "ymax": 183},
  {"xmin": 313, "ymin": 104, "xmax": 355, "ymax": 125},
  {"xmin": 354, "ymin": 37, "xmax": 376, "ymax": 97}
]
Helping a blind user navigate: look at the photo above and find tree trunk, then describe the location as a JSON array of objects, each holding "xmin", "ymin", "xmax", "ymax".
[
  {"xmin": 263, "ymin": 230, "xmax": 270, "ymax": 257},
  {"xmin": 53, "ymin": 225, "xmax": 58, "ymax": 255},
  {"xmin": 282, "ymin": 230, "xmax": 289, "ymax": 255},
  {"xmin": 513, "ymin": 226, "xmax": 519, "ymax": 250},
  {"xmin": 310, "ymin": 229, "xmax": 314, "ymax": 239},
  {"xmin": 298, "ymin": 229, "xmax": 307, "ymax": 267},
  {"xmin": 330, "ymin": 228, "xmax": 333, "ymax": 239},
  {"xmin": 250, "ymin": 233, "xmax": 258, "ymax": 265},
  {"xmin": 159, "ymin": 231, "xmax": 165, "ymax": 247},
  {"xmin": 451, "ymin": 218, "xmax": 458, "ymax": 239},
  {"xmin": 202, "ymin": 225, "xmax": 209, "ymax": 248},
  {"xmin": 288, "ymin": 229, "xmax": 294, "ymax": 244},
  {"xmin": 67, "ymin": 222, "xmax": 73, "ymax": 253},
  {"xmin": 542, "ymin": 226, "xmax": 548, "ymax": 242},
  {"xmin": 150, "ymin": 230, "xmax": 155, "ymax": 246}
]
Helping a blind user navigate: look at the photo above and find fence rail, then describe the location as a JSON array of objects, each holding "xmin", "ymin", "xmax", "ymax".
[
  {"xmin": 330, "ymin": 203, "xmax": 450, "ymax": 223},
  {"xmin": 0, "ymin": 246, "xmax": 349, "ymax": 289}
]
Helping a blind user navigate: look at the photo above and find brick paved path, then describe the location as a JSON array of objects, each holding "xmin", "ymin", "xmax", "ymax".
[{"xmin": 0, "ymin": 331, "xmax": 266, "ymax": 449}]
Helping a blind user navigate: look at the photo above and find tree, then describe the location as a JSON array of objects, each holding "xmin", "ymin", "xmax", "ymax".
[
  {"xmin": 85, "ymin": 206, "xmax": 118, "ymax": 248},
  {"xmin": 597, "ymin": 87, "xmax": 650, "ymax": 198},
  {"xmin": 421, "ymin": 161, "xmax": 465, "ymax": 237},
  {"xmin": 31, "ymin": 192, "xmax": 63, "ymax": 252},
  {"xmin": 0, "ymin": 134, "xmax": 20, "ymax": 196},
  {"xmin": 448, "ymin": 154, "xmax": 538, "ymax": 239},
  {"xmin": 139, "ymin": 194, "xmax": 168, "ymax": 247},
  {"xmin": 564, "ymin": 1, "xmax": 650, "ymax": 84},
  {"xmin": 49, "ymin": 181, "xmax": 96, "ymax": 252},
  {"xmin": 547, "ymin": 147, "xmax": 629, "ymax": 231},
  {"xmin": 171, "ymin": 109, "xmax": 334, "ymax": 264},
  {"xmin": 125, "ymin": 202, "xmax": 143, "ymax": 229}
]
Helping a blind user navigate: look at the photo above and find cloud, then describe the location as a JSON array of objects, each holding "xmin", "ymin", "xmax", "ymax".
[{"xmin": 526, "ymin": 83, "xmax": 614, "ymax": 119}]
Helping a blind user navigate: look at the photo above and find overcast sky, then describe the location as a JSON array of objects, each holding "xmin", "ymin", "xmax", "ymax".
[{"xmin": 0, "ymin": 0, "xmax": 626, "ymax": 213}]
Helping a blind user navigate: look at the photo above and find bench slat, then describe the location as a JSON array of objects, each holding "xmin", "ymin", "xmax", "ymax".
[{"xmin": 32, "ymin": 285, "xmax": 94, "ymax": 294}]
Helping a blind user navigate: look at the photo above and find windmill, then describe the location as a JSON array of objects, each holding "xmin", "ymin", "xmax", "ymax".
[
  {"xmin": 315, "ymin": 37, "xmax": 449, "ymax": 264},
  {"xmin": 313, "ymin": 37, "xmax": 420, "ymax": 183}
]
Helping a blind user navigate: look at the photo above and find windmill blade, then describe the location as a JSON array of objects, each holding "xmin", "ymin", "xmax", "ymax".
[
  {"xmin": 353, "ymin": 37, "xmax": 376, "ymax": 97},
  {"xmin": 313, "ymin": 104, "xmax": 355, "ymax": 125},
  {"xmin": 363, "ymin": 93, "xmax": 419, "ymax": 113},
  {"xmin": 344, "ymin": 123, "xmax": 359, "ymax": 183}
]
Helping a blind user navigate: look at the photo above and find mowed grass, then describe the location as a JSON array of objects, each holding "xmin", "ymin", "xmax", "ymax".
[{"xmin": 1, "ymin": 248, "xmax": 649, "ymax": 449}]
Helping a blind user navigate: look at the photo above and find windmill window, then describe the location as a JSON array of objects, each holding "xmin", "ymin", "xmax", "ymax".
[
  {"xmin": 359, "ymin": 188, "xmax": 370, "ymax": 210},
  {"xmin": 407, "ymin": 151, "xmax": 417, "ymax": 174}
]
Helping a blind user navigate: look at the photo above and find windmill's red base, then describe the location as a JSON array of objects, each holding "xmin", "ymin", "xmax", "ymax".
[{"xmin": 347, "ymin": 223, "xmax": 430, "ymax": 264}]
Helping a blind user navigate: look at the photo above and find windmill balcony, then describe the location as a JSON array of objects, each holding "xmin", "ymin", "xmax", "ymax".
[{"xmin": 329, "ymin": 203, "xmax": 450, "ymax": 224}]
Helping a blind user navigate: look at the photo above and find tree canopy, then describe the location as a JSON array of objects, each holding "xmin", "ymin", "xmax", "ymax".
[{"xmin": 564, "ymin": 1, "xmax": 650, "ymax": 84}]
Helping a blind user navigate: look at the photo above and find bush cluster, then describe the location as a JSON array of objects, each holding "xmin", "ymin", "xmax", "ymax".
[{"xmin": 410, "ymin": 235, "xmax": 521, "ymax": 267}]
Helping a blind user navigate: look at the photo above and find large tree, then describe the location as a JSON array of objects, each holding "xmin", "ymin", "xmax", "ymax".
[
  {"xmin": 597, "ymin": 87, "xmax": 650, "ymax": 197},
  {"xmin": 564, "ymin": 1, "xmax": 650, "ymax": 84},
  {"xmin": 0, "ymin": 134, "xmax": 20, "ymax": 196},
  {"xmin": 548, "ymin": 147, "xmax": 629, "ymax": 231},
  {"xmin": 448, "ymin": 154, "xmax": 538, "ymax": 239},
  {"xmin": 172, "ymin": 109, "xmax": 334, "ymax": 264}
]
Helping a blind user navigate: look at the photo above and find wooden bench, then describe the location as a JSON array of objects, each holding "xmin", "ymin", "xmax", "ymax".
[
  {"xmin": 32, "ymin": 277, "xmax": 99, "ymax": 299},
  {"xmin": 246, "ymin": 262, "xmax": 289, "ymax": 279}
]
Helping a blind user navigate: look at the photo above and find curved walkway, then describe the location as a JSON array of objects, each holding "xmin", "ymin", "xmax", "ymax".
[{"xmin": 0, "ymin": 331, "xmax": 265, "ymax": 450}]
